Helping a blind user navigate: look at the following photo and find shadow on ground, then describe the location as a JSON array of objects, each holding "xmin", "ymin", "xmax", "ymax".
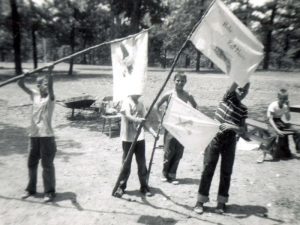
[
  {"xmin": 137, "ymin": 215, "xmax": 178, "ymax": 225},
  {"xmin": 0, "ymin": 122, "xmax": 28, "ymax": 156}
]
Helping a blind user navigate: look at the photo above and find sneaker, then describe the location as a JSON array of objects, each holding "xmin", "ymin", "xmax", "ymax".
[
  {"xmin": 113, "ymin": 187, "xmax": 124, "ymax": 198},
  {"xmin": 194, "ymin": 202, "xmax": 204, "ymax": 214},
  {"xmin": 171, "ymin": 179, "xmax": 179, "ymax": 185},
  {"xmin": 161, "ymin": 176, "xmax": 168, "ymax": 182},
  {"xmin": 140, "ymin": 187, "xmax": 152, "ymax": 197},
  {"xmin": 21, "ymin": 191, "xmax": 35, "ymax": 199},
  {"xmin": 43, "ymin": 193, "xmax": 56, "ymax": 203},
  {"xmin": 215, "ymin": 203, "xmax": 226, "ymax": 214}
]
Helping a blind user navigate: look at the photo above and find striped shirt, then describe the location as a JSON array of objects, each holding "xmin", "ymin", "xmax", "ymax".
[{"xmin": 214, "ymin": 91, "xmax": 248, "ymax": 127}]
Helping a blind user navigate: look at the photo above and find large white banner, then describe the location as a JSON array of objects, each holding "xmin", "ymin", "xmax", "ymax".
[
  {"xmin": 189, "ymin": 0, "xmax": 264, "ymax": 87},
  {"xmin": 163, "ymin": 97, "xmax": 220, "ymax": 152},
  {"xmin": 111, "ymin": 31, "xmax": 148, "ymax": 102}
]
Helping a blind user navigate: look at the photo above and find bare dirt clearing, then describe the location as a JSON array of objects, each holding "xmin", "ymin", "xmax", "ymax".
[{"xmin": 0, "ymin": 64, "xmax": 300, "ymax": 225}]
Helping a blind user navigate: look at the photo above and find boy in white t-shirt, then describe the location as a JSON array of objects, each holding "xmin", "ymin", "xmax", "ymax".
[
  {"xmin": 18, "ymin": 66, "xmax": 57, "ymax": 202},
  {"xmin": 114, "ymin": 94, "xmax": 157, "ymax": 198},
  {"xmin": 266, "ymin": 88, "xmax": 300, "ymax": 160}
]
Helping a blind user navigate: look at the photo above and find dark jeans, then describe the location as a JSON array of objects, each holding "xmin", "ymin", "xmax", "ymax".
[
  {"xmin": 26, "ymin": 137, "xmax": 56, "ymax": 194},
  {"xmin": 269, "ymin": 119, "xmax": 300, "ymax": 159},
  {"xmin": 162, "ymin": 131, "xmax": 184, "ymax": 179},
  {"xmin": 119, "ymin": 140, "xmax": 148, "ymax": 190},
  {"xmin": 197, "ymin": 130, "xmax": 237, "ymax": 203}
]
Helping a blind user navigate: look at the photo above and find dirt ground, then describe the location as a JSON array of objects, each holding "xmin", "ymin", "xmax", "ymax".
[{"xmin": 0, "ymin": 63, "xmax": 300, "ymax": 225}]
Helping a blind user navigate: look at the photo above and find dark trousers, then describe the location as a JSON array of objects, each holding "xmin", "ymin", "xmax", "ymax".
[
  {"xmin": 119, "ymin": 140, "xmax": 148, "ymax": 190},
  {"xmin": 26, "ymin": 137, "xmax": 56, "ymax": 194},
  {"xmin": 270, "ymin": 119, "xmax": 300, "ymax": 159},
  {"xmin": 162, "ymin": 131, "xmax": 184, "ymax": 179},
  {"xmin": 197, "ymin": 131, "xmax": 237, "ymax": 203}
]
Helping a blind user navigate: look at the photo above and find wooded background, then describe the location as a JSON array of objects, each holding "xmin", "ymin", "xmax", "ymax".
[{"xmin": 1, "ymin": 0, "xmax": 300, "ymax": 75}]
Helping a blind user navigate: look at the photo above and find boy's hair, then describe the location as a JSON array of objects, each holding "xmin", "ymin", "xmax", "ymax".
[
  {"xmin": 173, "ymin": 72, "xmax": 187, "ymax": 81},
  {"xmin": 278, "ymin": 88, "xmax": 288, "ymax": 99},
  {"xmin": 36, "ymin": 75, "xmax": 47, "ymax": 85}
]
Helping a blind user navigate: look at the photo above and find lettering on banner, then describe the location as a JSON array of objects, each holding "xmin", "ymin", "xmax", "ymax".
[{"xmin": 227, "ymin": 40, "xmax": 246, "ymax": 60}]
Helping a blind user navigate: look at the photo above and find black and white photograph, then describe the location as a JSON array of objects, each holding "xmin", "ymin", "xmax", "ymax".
[{"xmin": 0, "ymin": 0, "xmax": 300, "ymax": 224}]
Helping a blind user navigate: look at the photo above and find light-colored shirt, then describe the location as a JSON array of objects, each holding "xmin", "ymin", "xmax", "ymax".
[
  {"xmin": 120, "ymin": 97, "xmax": 146, "ymax": 142},
  {"xmin": 30, "ymin": 91, "xmax": 55, "ymax": 137},
  {"xmin": 267, "ymin": 101, "xmax": 289, "ymax": 119}
]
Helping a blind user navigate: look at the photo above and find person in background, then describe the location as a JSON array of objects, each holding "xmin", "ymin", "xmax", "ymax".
[
  {"xmin": 194, "ymin": 82, "xmax": 250, "ymax": 214},
  {"xmin": 155, "ymin": 72, "xmax": 197, "ymax": 185},
  {"xmin": 265, "ymin": 88, "xmax": 300, "ymax": 160},
  {"xmin": 18, "ymin": 65, "xmax": 57, "ymax": 203}
]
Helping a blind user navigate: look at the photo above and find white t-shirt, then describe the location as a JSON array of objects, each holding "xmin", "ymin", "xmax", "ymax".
[
  {"xmin": 30, "ymin": 91, "xmax": 55, "ymax": 137},
  {"xmin": 120, "ymin": 97, "xmax": 146, "ymax": 142},
  {"xmin": 267, "ymin": 101, "xmax": 289, "ymax": 119}
]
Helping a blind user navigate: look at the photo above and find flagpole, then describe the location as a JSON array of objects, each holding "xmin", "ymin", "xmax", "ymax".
[
  {"xmin": 112, "ymin": 0, "xmax": 217, "ymax": 196},
  {"xmin": 146, "ymin": 99, "xmax": 169, "ymax": 185},
  {"xmin": 0, "ymin": 29, "xmax": 150, "ymax": 88}
]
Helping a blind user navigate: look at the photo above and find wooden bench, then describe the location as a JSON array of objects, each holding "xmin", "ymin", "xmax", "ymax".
[{"xmin": 246, "ymin": 118, "xmax": 273, "ymax": 146}]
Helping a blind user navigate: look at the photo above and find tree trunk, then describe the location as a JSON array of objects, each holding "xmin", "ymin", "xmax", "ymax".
[
  {"xmin": 10, "ymin": 0, "xmax": 22, "ymax": 75},
  {"xmin": 31, "ymin": 27, "xmax": 38, "ymax": 68},
  {"xmin": 68, "ymin": 24, "xmax": 75, "ymax": 76},
  {"xmin": 130, "ymin": 0, "xmax": 142, "ymax": 34},
  {"xmin": 262, "ymin": 3, "xmax": 277, "ymax": 70}
]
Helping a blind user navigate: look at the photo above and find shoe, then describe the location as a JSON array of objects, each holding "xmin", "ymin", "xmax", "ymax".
[
  {"xmin": 113, "ymin": 187, "xmax": 124, "ymax": 198},
  {"xmin": 43, "ymin": 193, "xmax": 56, "ymax": 203},
  {"xmin": 194, "ymin": 202, "xmax": 204, "ymax": 214},
  {"xmin": 140, "ymin": 187, "xmax": 152, "ymax": 197},
  {"xmin": 171, "ymin": 179, "xmax": 179, "ymax": 185},
  {"xmin": 21, "ymin": 191, "xmax": 35, "ymax": 199},
  {"xmin": 161, "ymin": 176, "xmax": 168, "ymax": 182},
  {"xmin": 215, "ymin": 203, "xmax": 226, "ymax": 214}
]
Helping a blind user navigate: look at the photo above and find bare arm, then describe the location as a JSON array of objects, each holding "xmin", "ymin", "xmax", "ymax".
[
  {"xmin": 17, "ymin": 75, "xmax": 34, "ymax": 96},
  {"xmin": 268, "ymin": 114, "xmax": 286, "ymax": 136},
  {"xmin": 46, "ymin": 65, "xmax": 55, "ymax": 101},
  {"xmin": 188, "ymin": 95, "xmax": 198, "ymax": 109},
  {"xmin": 153, "ymin": 94, "xmax": 170, "ymax": 121}
]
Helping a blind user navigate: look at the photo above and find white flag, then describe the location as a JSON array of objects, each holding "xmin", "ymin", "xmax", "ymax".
[
  {"xmin": 163, "ymin": 97, "xmax": 220, "ymax": 152},
  {"xmin": 111, "ymin": 31, "xmax": 148, "ymax": 101},
  {"xmin": 189, "ymin": 0, "xmax": 264, "ymax": 87}
]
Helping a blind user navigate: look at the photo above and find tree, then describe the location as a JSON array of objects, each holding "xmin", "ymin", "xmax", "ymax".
[{"xmin": 9, "ymin": 0, "xmax": 22, "ymax": 75}]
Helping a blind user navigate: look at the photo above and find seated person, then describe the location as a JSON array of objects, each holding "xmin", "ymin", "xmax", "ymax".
[{"xmin": 265, "ymin": 88, "xmax": 300, "ymax": 160}]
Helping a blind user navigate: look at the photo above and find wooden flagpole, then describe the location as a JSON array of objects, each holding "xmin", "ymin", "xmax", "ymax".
[
  {"xmin": 0, "ymin": 29, "xmax": 149, "ymax": 88},
  {"xmin": 111, "ymin": 1, "xmax": 217, "ymax": 196}
]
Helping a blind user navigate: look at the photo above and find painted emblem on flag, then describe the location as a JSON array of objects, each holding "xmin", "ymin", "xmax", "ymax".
[
  {"xmin": 111, "ymin": 31, "xmax": 148, "ymax": 101},
  {"xmin": 163, "ymin": 97, "xmax": 219, "ymax": 152}
]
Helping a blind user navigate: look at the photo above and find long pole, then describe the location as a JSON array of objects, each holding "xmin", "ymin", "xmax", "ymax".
[
  {"xmin": 111, "ymin": 0, "xmax": 216, "ymax": 196},
  {"xmin": 0, "ymin": 29, "xmax": 149, "ymax": 88}
]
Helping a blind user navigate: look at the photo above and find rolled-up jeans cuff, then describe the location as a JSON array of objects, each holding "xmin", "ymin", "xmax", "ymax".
[
  {"xmin": 197, "ymin": 194, "xmax": 209, "ymax": 203},
  {"xmin": 217, "ymin": 195, "xmax": 228, "ymax": 203},
  {"xmin": 168, "ymin": 173, "xmax": 176, "ymax": 179}
]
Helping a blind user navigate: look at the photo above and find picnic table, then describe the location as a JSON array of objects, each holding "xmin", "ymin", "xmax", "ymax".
[{"xmin": 290, "ymin": 105, "xmax": 300, "ymax": 113}]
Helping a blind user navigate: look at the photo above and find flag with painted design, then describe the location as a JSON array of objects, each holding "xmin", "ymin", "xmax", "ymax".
[
  {"xmin": 111, "ymin": 31, "xmax": 148, "ymax": 101},
  {"xmin": 163, "ymin": 97, "xmax": 220, "ymax": 152},
  {"xmin": 189, "ymin": 0, "xmax": 264, "ymax": 87}
]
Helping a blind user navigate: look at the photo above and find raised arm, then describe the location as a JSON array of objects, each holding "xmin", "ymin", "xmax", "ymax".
[
  {"xmin": 17, "ymin": 74, "xmax": 34, "ymax": 96},
  {"xmin": 46, "ymin": 65, "xmax": 55, "ymax": 101}
]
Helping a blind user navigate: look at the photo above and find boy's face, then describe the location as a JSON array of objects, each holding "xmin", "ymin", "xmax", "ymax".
[
  {"xmin": 174, "ymin": 76, "xmax": 186, "ymax": 91},
  {"xmin": 37, "ymin": 78, "xmax": 48, "ymax": 97},
  {"xmin": 278, "ymin": 93, "xmax": 288, "ymax": 106},
  {"xmin": 236, "ymin": 84, "xmax": 250, "ymax": 101}
]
